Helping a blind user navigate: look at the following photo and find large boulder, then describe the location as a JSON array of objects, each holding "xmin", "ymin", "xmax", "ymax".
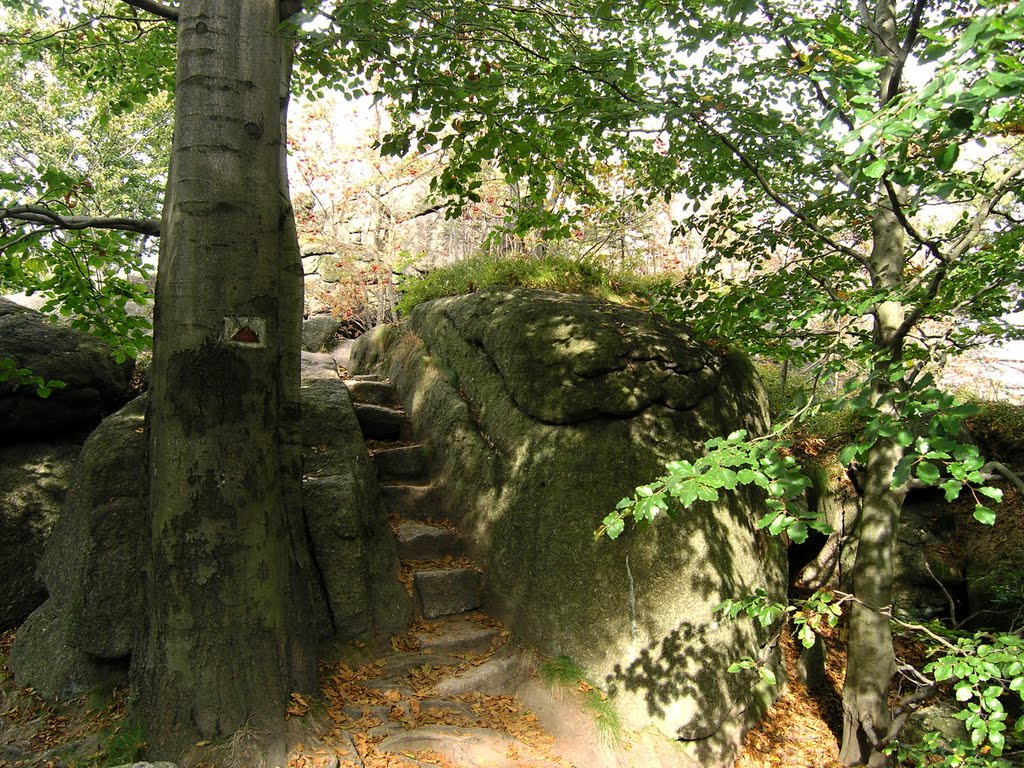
[
  {"xmin": 351, "ymin": 287, "xmax": 787, "ymax": 766},
  {"xmin": 9, "ymin": 396, "xmax": 148, "ymax": 695},
  {"xmin": 10, "ymin": 355, "xmax": 408, "ymax": 697},
  {"xmin": 0, "ymin": 442, "xmax": 79, "ymax": 629},
  {"xmin": 300, "ymin": 353, "xmax": 412, "ymax": 637},
  {"xmin": 0, "ymin": 298, "xmax": 134, "ymax": 441},
  {"xmin": 301, "ymin": 315, "xmax": 341, "ymax": 352}
]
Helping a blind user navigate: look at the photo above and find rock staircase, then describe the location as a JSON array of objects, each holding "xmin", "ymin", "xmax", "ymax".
[
  {"xmin": 345, "ymin": 374, "xmax": 489, "ymax": 631},
  {"xmin": 302, "ymin": 374, "xmax": 583, "ymax": 767}
]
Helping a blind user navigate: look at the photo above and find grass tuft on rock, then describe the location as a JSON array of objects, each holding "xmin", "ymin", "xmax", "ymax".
[
  {"xmin": 396, "ymin": 254, "xmax": 674, "ymax": 316},
  {"xmin": 539, "ymin": 654, "xmax": 622, "ymax": 746}
]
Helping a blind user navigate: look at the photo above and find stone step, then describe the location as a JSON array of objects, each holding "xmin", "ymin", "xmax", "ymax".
[
  {"xmin": 381, "ymin": 483, "xmax": 442, "ymax": 520},
  {"xmin": 371, "ymin": 651, "xmax": 467, "ymax": 679},
  {"xmin": 353, "ymin": 403, "xmax": 411, "ymax": 441},
  {"xmin": 377, "ymin": 726, "xmax": 564, "ymax": 768},
  {"xmin": 344, "ymin": 378, "xmax": 397, "ymax": 407},
  {"xmin": 415, "ymin": 616, "xmax": 501, "ymax": 655},
  {"xmin": 348, "ymin": 373, "xmax": 385, "ymax": 381},
  {"xmin": 396, "ymin": 520, "xmax": 463, "ymax": 560},
  {"xmin": 413, "ymin": 568, "xmax": 482, "ymax": 619},
  {"xmin": 374, "ymin": 444, "xmax": 427, "ymax": 482}
]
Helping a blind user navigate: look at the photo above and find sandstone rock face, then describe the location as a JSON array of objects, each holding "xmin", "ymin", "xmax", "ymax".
[
  {"xmin": 301, "ymin": 314, "xmax": 341, "ymax": 352},
  {"xmin": 0, "ymin": 298, "xmax": 133, "ymax": 441},
  {"xmin": 0, "ymin": 442, "xmax": 78, "ymax": 630},
  {"xmin": 351, "ymin": 287, "xmax": 787, "ymax": 765},
  {"xmin": 8, "ymin": 397, "xmax": 148, "ymax": 696},
  {"xmin": 300, "ymin": 353, "xmax": 412, "ymax": 638},
  {"xmin": 10, "ymin": 354, "xmax": 408, "ymax": 697}
]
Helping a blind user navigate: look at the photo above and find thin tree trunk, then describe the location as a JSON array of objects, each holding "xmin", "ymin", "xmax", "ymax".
[
  {"xmin": 838, "ymin": 3, "xmax": 909, "ymax": 763},
  {"xmin": 138, "ymin": 1, "xmax": 316, "ymax": 760},
  {"xmin": 839, "ymin": 436, "xmax": 905, "ymax": 766},
  {"xmin": 839, "ymin": 199, "xmax": 908, "ymax": 765}
]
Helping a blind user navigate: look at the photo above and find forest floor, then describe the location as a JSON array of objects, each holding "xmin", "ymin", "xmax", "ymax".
[{"xmin": 0, "ymin": 617, "xmax": 870, "ymax": 768}]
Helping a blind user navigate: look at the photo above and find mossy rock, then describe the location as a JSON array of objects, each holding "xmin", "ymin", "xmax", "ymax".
[{"xmin": 352, "ymin": 286, "xmax": 786, "ymax": 766}]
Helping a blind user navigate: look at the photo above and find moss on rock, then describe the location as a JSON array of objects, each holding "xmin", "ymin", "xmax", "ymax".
[{"xmin": 351, "ymin": 286, "xmax": 786, "ymax": 766}]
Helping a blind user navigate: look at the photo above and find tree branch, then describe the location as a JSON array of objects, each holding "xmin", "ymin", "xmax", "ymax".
[
  {"xmin": 691, "ymin": 113, "xmax": 870, "ymax": 268},
  {"xmin": 895, "ymin": 158, "xmax": 1024, "ymax": 341},
  {"xmin": 883, "ymin": 178, "xmax": 944, "ymax": 263},
  {"xmin": 947, "ymin": 158, "xmax": 1024, "ymax": 262},
  {"xmin": 981, "ymin": 461, "xmax": 1024, "ymax": 497},
  {"xmin": 1, "ymin": 205, "xmax": 161, "ymax": 237},
  {"xmin": 121, "ymin": 0, "xmax": 179, "ymax": 22},
  {"xmin": 886, "ymin": 0, "xmax": 927, "ymax": 100}
]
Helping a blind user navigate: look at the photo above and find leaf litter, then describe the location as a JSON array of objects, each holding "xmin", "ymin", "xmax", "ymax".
[{"xmin": 1, "ymin": 619, "xmax": 886, "ymax": 768}]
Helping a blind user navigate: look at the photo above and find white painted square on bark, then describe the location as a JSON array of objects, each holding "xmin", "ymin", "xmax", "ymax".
[{"xmin": 223, "ymin": 317, "xmax": 267, "ymax": 348}]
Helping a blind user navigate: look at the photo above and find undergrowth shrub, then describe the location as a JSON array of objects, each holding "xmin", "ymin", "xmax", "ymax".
[
  {"xmin": 966, "ymin": 400, "xmax": 1024, "ymax": 466},
  {"xmin": 754, "ymin": 360, "xmax": 864, "ymax": 444}
]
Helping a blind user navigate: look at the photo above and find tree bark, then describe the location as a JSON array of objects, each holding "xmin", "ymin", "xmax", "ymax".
[
  {"xmin": 137, "ymin": 0, "xmax": 317, "ymax": 760},
  {"xmin": 838, "ymin": 4, "xmax": 910, "ymax": 763},
  {"xmin": 839, "ymin": 199, "xmax": 908, "ymax": 767},
  {"xmin": 839, "ymin": 435, "xmax": 905, "ymax": 766}
]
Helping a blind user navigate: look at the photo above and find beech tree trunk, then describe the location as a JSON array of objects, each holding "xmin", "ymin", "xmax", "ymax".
[
  {"xmin": 839, "ymin": 198, "xmax": 908, "ymax": 767},
  {"xmin": 839, "ymin": 434, "xmax": 904, "ymax": 766},
  {"xmin": 837, "ymin": 4, "xmax": 911, "ymax": 763},
  {"xmin": 136, "ymin": 1, "xmax": 317, "ymax": 760}
]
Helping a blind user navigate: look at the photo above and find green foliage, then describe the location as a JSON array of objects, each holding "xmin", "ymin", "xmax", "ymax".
[
  {"xmin": 0, "ymin": 3, "xmax": 171, "ymax": 361},
  {"xmin": 892, "ymin": 733, "xmax": 1018, "ymax": 768},
  {"xmin": 598, "ymin": 429, "xmax": 824, "ymax": 545},
  {"xmin": 834, "ymin": 374, "xmax": 1006, "ymax": 525},
  {"xmin": 396, "ymin": 254, "xmax": 671, "ymax": 315},
  {"xmin": 753, "ymin": 360, "xmax": 865, "ymax": 442},
  {"xmin": 724, "ymin": 656, "xmax": 779, "ymax": 687},
  {"xmin": 715, "ymin": 589, "xmax": 842, "ymax": 686},
  {"xmin": 0, "ymin": 357, "xmax": 67, "ymax": 398},
  {"xmin": 886, "ymin": 631, "xmax": 1024, "ymax": 764},
  {"xmin": 927, "ymin": 633, "xmax": 1024, "ymax": 757}
]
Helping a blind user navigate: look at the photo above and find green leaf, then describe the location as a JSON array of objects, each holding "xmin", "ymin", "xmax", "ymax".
[
  {"xmin": 853, "ymin": 60, "xmax": 884, "ymax": 75},
  {"xmin": 758, "ymin": 667, "xmax": 777, "ymax": 685},
  {"xmin": 934, "ymin": 142, "xmax": 959, "ymax": 172},
  {"xmin": 973, "ymin": 505, "xmax": 996, "ymax": 525},
  {"xmin": 787, "ymin": 521, "xmax": 808, "ymax": 544},
  {"xmin": 916, "ymin": 461, "xmax": 941, "ymax": 484},
  {"xmin": 839, "ymin": 443, "xmax": 862, "ymax": 466},
  {"xmin": 695, "ymin": 485, "xmax": 719, "ymax": 502},
  {"xmin": 863, "ymin": 158, "xmax": 888, "ymax": 179},
  {"xmin": 977, "ymin": 486, "xmax": 1003, "ymax": 503},
  {"xmin": 989, "ymin": 729, "xmax": 1005, "ymax": 754},
  {"xmin": 602, "ymin": 513, "xmax": 625, "ymax": 540},
  {"xmin": 941, "ymin": 479, "xmax": 963, "ymax": 501}
]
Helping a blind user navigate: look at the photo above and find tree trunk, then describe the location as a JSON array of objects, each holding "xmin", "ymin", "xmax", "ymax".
[
  {"xmin": 839, "ymin": 436, "xmax": 905, "ymax": 766},
  {"xmin": 838, "ymin": 3, "xmax": 909, "ymax": 763},
  {"xmin": 839, "ymin": 200, "xmax": 908, "ymax": 765},
  {"xmin": 137, "ymin": 0, "xmax": 317, "ymax": 760}
]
